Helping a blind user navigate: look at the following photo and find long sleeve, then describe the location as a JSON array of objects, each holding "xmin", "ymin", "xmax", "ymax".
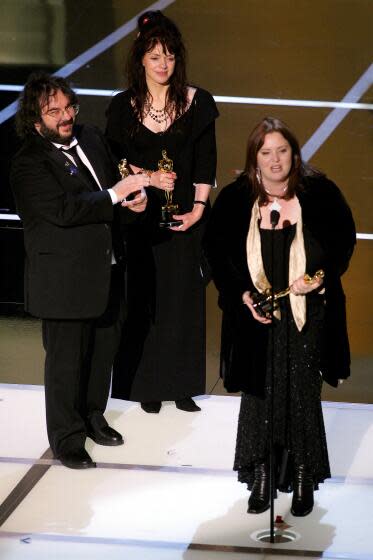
[
  {"xmin": 299, "ymin": 176, "xmax": 355, "ymax": 385},
  {"xmin": 323, "ymin": 183, "xmax": 356, "ymax": 277},
  {"xmin": 11, "ymin": 155, "xmax": 113, "ymax": 228},
  {"xmin": 300, "ymin": 177, "xmax": 356, "ymax": 279},
  {"xmin": 191, "ymin": 89, "xmax": 218, "ymax": 186},
  {"xmin": 193, "ymin": 121, "xmax": 217, "ymax": 186},
  {"xmin": 203, "ymin": 180, "xmax": 255, "ymax": 308}
]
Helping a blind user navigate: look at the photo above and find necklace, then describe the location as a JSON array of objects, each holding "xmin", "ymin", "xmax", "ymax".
[
  {"xmin": 264, "ymin": 184, "xmax": 288, "ymax": 212},
  {"xmin": 148, "ymin": 105, "xmax": 168, "ymax": 124},
  {"xmin": 264, "ymin": 184, "xmax": 288, "ymax": 198}
]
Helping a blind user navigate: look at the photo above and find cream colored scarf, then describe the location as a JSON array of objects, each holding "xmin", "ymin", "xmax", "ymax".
[{"xmin": 246, "ymin": 198, "xmax": 306, "ymax": 331}]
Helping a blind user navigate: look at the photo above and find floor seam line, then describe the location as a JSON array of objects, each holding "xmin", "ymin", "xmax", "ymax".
[{"xmin": 0, "ymin": 448, "xmax": 53, "ymax": 527}]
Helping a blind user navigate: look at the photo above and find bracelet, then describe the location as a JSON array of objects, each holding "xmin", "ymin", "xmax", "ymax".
[{"xmin": 193, "ymin": 200, "xmax": 207, "ymax": 206}]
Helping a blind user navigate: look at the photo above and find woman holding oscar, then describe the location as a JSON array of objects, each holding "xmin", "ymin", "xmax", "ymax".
[
  {"xmin": 105, "ymin": 10, "xmax": 218, "ymax": 413},
  {"xmin": 204, "ymin": 117, "xmax": 355, "ymax": 516}
]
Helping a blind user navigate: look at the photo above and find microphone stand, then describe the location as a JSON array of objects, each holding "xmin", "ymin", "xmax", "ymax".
[
  {"xmin": 255, "ymin": 209, "xmax": 306, "ymax": 545},
  {"xmin": 269, "ymin": 209, "xmax": 280, "ymax": 543}
]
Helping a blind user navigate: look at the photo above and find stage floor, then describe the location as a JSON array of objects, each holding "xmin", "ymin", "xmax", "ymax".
[{"xmin": 0, "ymin": 385, "xmax": 372, "ymax": 560}]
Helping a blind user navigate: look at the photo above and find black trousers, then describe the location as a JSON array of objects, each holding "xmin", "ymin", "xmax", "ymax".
[{"xmin": 42, "ymin": 265, "xmax": 125, "ymax": 457}]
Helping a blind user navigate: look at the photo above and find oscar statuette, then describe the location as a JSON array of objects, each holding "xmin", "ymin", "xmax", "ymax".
[
  {"xmin": 118, "ymin": 158, "xmax": 142, "ymax": 201},
  {"xmin": 158, "ymin": 150, "xmax": 182, "ymax": 228},
  {"xmin": 252, "ymin": 270, "xmax": 325, "ymax": 318},
  {"xmin": 118, "ymin": 158, "xmax": 131, "ymax": 179}
]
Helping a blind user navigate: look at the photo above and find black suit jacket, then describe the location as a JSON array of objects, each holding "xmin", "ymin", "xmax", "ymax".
[{"xmin": 11, "ymin": 125, "xmax": 130, "ymax": 319}]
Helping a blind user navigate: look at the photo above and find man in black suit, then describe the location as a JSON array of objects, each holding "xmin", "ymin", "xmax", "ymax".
[{"xmin": 11, "ymin": 72, "xmax": 150, "ymax": 469}]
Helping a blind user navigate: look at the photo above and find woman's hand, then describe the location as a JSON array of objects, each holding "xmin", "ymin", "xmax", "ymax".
[
  {"xmin": 150, "ymin": 170, "xmax": 177, "ymax": 192},
  {"xmin": 290, "ymin": 274, "xmax": 324, "ymax": 296},
  {"xmin": 169, "ymin": 203, "xmax": 204, "ymax": 232},
  {"xmin": 124, "ymin": 189, "xmax": 147, "ymax": 212},
  {"xmin": 242, "ymin": 291, "xmax": 272, "ymax": 324}
]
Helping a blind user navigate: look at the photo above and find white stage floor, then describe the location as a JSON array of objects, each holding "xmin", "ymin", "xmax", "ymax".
[{"xmin": 0, "ymin": 384, "xmax": 372, "ymax": 560}]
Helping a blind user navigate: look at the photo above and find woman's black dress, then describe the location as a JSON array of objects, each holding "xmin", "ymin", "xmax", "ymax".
[
  {"xmin": 234, "ymin": 224, "xmax": 331, "ymax": 491},
  {"xmin": 105, "ymin": 88, "xmax": 218, "ymax": 402}
]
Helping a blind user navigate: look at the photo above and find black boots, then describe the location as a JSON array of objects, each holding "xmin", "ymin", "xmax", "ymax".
[
  {"xmin": 248, "ymin": 462, "xmax": 270, "ymax": 514},
  {"xmin": 291, "ymin": 464, "xmax": 314, "ymax": 517},
  {"xmin": 247, "ymin": 461, "xmax": 314, "ymax": 517}
]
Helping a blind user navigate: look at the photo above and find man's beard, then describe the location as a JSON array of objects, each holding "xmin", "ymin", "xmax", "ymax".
[{"xmin": 39, "ymin": 119, "xmax": 74, "ymax": 145}]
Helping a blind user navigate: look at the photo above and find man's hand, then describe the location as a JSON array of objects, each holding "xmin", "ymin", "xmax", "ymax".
[{"xmin": 112, "ymin": 173, "xmax": 150, "ymax": 201}]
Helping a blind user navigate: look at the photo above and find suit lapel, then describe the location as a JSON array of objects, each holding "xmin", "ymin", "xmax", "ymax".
[
  {"xmin": 32, "ymin": 131, "xmax": 98, "ymax": 192},
  {"xmin": 36, "ymin": 136, "xmax": 68, "ymax": 170}
]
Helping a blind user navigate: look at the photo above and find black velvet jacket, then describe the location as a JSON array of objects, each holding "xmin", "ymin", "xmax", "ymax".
[{"xmin": 204, "ymin": 174, "xmax": 356, "ymax": 394}]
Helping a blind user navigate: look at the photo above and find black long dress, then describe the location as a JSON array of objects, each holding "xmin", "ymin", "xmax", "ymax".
[
  {"xmin": 234, "ymin": 224, "xmax": 331, "ymax": 492},
  {"xmin": 105, "ymin": 88, "xmax": 218, "ymax": 401}
]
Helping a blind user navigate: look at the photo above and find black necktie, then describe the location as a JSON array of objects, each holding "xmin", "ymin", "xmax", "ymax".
[{"xmin": 61, "ymin": 145, "xmax": 98, "ymax": 190}]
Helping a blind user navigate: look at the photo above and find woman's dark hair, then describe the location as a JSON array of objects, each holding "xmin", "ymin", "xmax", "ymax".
[
  {"xmin": 244, "ymin": 117, "xmax": 323, "ymax": 204},
  {"xmin": 126, "ymin": 10, "xmax": 188, "ymax": 121},
  {"xmin": 15, "ymin": 71, "xmax": 78, "ymax": 139}
]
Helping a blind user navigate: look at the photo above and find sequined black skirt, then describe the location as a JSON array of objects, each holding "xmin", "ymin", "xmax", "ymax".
[{"xmin": 234, "ymin": 298, "xmax": 331, "ymax": 492}]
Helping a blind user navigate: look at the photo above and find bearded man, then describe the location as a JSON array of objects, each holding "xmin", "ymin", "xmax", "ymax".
[{"xmin": 11, "ymin": 72, "xmax": 150, "ymax": 469}]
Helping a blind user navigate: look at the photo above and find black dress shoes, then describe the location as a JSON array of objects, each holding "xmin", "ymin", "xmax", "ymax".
[
  {"xmin": 291, "ymin": 464, "xmax": 314, "ymax": 517},
  {"xmin": 58, "ymin": 448, "xmax": 96, "ymax": 469},
  {"xmin": 175, "ymin": 397, "xmax": 201, "ymax": 412},
  {"xmin": 248, "ymin": 462, "xmax": 270, "ymax": 514},
  {"xmin": 87, "ymin": 426, "xmax": 124, "ymax": 446},
  {"xmin": 141, "ymin": 401, "xmax": 162, "ymax": 413}
]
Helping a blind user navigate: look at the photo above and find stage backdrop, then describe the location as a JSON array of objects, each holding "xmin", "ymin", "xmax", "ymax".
[{"xmin": 0, "ymin": 0, "xmax": 372, "ymax": 401}]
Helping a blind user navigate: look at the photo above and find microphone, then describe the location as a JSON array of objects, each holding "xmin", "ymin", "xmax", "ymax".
[{"xmin": 270, "ymin": 209, "xmax": 280, "ymax": 229}]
